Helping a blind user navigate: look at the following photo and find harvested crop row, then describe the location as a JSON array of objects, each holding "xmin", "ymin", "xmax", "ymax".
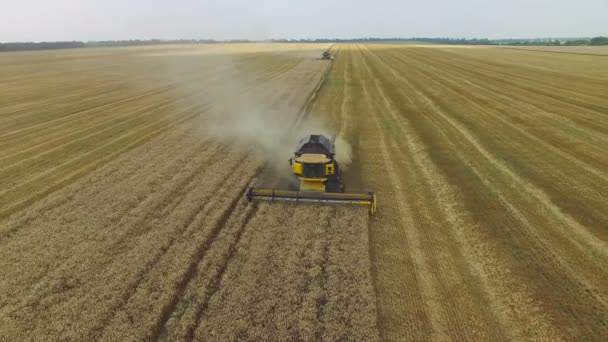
[{"xmin": 309, "ymin": 44, "xmax": 608, "ymax": 341}]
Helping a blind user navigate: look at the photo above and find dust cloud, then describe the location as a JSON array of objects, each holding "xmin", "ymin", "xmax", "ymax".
[{"xmin": 193, "ymin": 49, "xmax": 352, "ymax": 181}]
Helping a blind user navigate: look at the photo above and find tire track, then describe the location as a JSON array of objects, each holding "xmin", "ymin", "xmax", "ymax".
[
  {"xmin": 110, "ymin": 160, "xmax": 260, "ymax": 341},
  {"xmin": 179, "ymin": 202, "xmax": 260, "ymax": 341},
  {"xmin": 364, "ymin": 44, "xmax": 606, "ymax": 339},
  {"xmin": 346, "ymin": 45, "xmax": 433, "ymax": 340},
  {"xmin": 0, "ymin": 142, "xmax": 226, "ymax": 314},
  {"xmin": 0, "ymin": 124, "xmax": 205, "ymax": 240},
  {"xmin": 358, "ymin": 45, "xmax": 510, "ymax": 340},
  {"xmin": 95, "ymin": 154, "xmax": 257, "ymax": 340},
  {"xmin": 375, "ymin": 46, "xmax": 608, "ymax": 250},
  {"xmin": 0, "ymin": 105, "xmax": 203, "ymax": 219},
  {"xmin": 499, "ymin": 46, "xmax": 608, "ymax": 57}
]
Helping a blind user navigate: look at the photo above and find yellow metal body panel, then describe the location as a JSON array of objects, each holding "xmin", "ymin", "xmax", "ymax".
[
  {"xmin": 300, "ymin": 178, "xmax": 326, "ymax": 191},
  {"xmin": 325, "ymin": 163, "xmax": 335, "ymax": 176},
  {"xmin": 293, "ymin": 161, "xmax": 302, "ymax": 175}
]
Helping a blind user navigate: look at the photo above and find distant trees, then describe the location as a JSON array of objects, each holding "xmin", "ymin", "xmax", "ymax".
[
  {"xmin": 84, "ymin": 39, "xmax": 219, "ymax": 48},
  {"xmin": 0, "ymin": 39, "xmax": 219, "ymax": 52},
  {"xmin": 492, "ymin": 37, "xmax": 608, "ymax": 47},
  {"xmin": 0, "ymin": 41, "xmax": 84, "ymax": 52},
  {"xmin": 495, "ymin": 39, "xmax": 563, "ymax": 46},
  {"xmin": 410, "ymin": 37, "xmax": 494, "ymax": 45},
  {"xmin": 565, "ymin": 40, "xmax": 590, "ymax": 46},
  {"xmin": 590, "ymin": 37, "xmax": 608, "ymax": 46},
  {"xmin": 2, "ymin": 36, "xmax": 608, "ymax": 53}
]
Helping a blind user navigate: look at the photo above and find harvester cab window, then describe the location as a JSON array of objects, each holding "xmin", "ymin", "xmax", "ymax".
[{"xmin": 302, "ymin": 163, "xmax": 325, "ymax": 178}]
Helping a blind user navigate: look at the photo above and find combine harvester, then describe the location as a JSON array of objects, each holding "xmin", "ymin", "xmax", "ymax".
[
  {"xmin": 319, "ymin": 51, "xmax": 335, "ymax": 60},
  {"xmin": 247, "ymin": 134, "xmax": 377, "ymax": 214}
]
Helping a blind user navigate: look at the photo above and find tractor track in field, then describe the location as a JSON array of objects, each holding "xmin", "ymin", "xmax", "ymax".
[
  {"xmin": 0, "ymin": 107, "xmax": 203, "ymax": 220},
  {"xmin": 411, "ymin": 49, "xmax": 608, "ymax": 117},
  {"xmin": 379, "ymin": 50, "xmax": 608, "ymax": 251},
  {"xmin": 178, "ymin": 203, "xmax": 260, "ymax": 342},
  {"xmin": 499, "ymin": 46, "xmax": 608, "ymax": 57},
  {"xmin": 359, "ymin": 44, "xmax": 514, "ymax": 340},
  {"xmin": 148, "ymin": 170, "xmax": 259, "ymax": 342},
  {"xmin": 380, "ymin": 49, "xmax": 608, "ymax": 248},
  {"xmin": 0, "ymin": 140, "xmax": 222, "ymax": 307},
  {"xmin": 0, "ymin": 85, "xmax": 175, "ymax": 139},
  {"xmin": 91, "ymin": 153, "xmax": 253, "ymax": 337},
  {"xmin": 353, "ymin": 46, "xmax": 438, "ymax": 340},
  {"xmin": 400, "ymin": 50, "xmax": 608, "ymax": 139},
  {"xmin": 321, "ymin": 43, "xmax": 608, "ymax": 340}
]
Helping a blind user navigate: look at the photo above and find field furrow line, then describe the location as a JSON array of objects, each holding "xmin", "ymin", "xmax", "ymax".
[
  {"xmin": 359, "ymin": 45, "xmax": 509, "ymax": 340},
  {"xmin": 352, "ymin": 46, "xmax": 435, "ymax": 340},
  {"xmin": 375, "ymin": 114, "xmax": 448, "ymax": 340},
  {"xmin": 393, "ymin": 50, "xmax": 608, "ymax": 146},
  {"xmin": 110, "ymin": 161, "xmax": 260, "ymax": 341},
  {"xmin": 0, "ymin": 124, "xmax": 205, "ymax": 239},
  {"xmin": 179, "ymin": 203, "xmax": 260, "ymax": 341},
  {"xmin": 436, "ymin": 49, "xmax": 608, "ymax": 100},
  {"xmin": 402, "ymin": 49, "xmax": 608, "ymax": 149},
  {"xmin": 0, "ymin": 98, "xmax": 178, "ymax": 174},
  {"xmin": 0, "ymin": 143, "xmax": 225, "ymax": 312},
  {"xmin": 0, "ymin": 84, "xmax": 176, "ymax": 140},
  {"xmin": 386, "ymin": 47, "xmax": 607, "ymax": 336},
  {"xmin": 319, "ymin": 207, "xmax": 378, "ymax": 341},
  {"xmin": 376, "ymin": 43, "xmax": 608, "ymax": 264},
  {"xmin": 337, "ymin": 47, "xmax": 351, "ymax": 137},
  {"xmin": 0, "ymin": 54, "xmax": 287, "ymax": 149},
  {"xmin": 299, "ymin": 207, "xmax": 333, "ymax": 341},
  {"xmin": 0, "ymin": 68, "xmax": 232, "ymax": 160},
  {"xmin": 499, "ymin": 46, "xmax": 608, "ymax": 57},
  {"xmin": 418, "ymin": 49, "xmax": 608, "ymax": 116},
  {"xmin": 376, "ymin": 47, "xmax": 608, "ymax": 245},
  {"xmin": 362, "ymin": 44, "xmax": 568, "ymax": 340},
  {"xmin": 0, "ymin": 98, "xmax": 172, "ymax": 163},
  {"xmin": 89, "ymin": 153, "xmax": 254, "ymax": 340},
  {"xmin": 0, "ymin": 105, "xmax": 203, "ymax": 220}
]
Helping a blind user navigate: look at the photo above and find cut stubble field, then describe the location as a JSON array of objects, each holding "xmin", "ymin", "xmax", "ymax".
[
  {"xmin": 310, "ymin": 44, "xmax": 608, "ymax": 341},
  {"xmin": 1, "ymin": 43, "xmax": 607, "ymax": 341}
]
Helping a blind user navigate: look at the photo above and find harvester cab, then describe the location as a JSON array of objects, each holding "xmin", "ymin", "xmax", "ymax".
[
  {"xmin": 247, "ymin": 134, "xmax": 377, "ymax": 214},
  {"xmin": 290, "ymin": 134, "xmax": 343, "ymax": 192}
]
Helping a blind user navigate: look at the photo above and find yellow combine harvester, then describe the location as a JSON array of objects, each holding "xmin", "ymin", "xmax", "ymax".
[{"xmin": 247, "ymin": 134, "xmax": 377, "ymax": 214}]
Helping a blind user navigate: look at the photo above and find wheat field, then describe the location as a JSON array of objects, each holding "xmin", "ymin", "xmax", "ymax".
[{"xmin": 1, "ymin": 43, "xmax": 607, "ymax": 341}]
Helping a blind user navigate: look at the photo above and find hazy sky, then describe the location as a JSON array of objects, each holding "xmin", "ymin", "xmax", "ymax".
[{"xmin": 1, "ymin": 0, "xmax": 606, "ymax": 42}]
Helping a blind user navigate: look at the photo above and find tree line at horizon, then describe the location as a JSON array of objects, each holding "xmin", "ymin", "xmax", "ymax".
[{"xmin": 1, "ymin": 37, "xmax": 607, "ymax": 52}]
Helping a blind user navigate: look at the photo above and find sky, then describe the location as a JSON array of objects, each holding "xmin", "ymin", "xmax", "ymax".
[{"xmin": 1, "ymin": 0, "xmax": 606, "ymax": 42}]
